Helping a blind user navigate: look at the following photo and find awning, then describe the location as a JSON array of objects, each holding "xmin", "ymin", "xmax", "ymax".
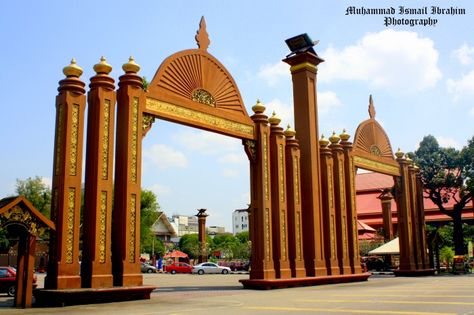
[
  {"xmin": 368, "ymin": 237, "xmax": 399, "ymax": 255},
  {"xmin": 163, "ymin": 250, "xmax": 188, "ymax": 259}
]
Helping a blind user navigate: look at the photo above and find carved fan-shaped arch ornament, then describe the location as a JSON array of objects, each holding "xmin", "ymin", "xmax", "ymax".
[
  {"xmin": 352, "ymin": 95, "xmax": 400, "ymax": 176},
  {"xmin": 145, "ymin": 17, "xmax": 255, "ymax": 140}
]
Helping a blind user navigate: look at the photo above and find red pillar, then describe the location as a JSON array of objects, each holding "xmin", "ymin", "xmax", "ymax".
[
  {"xmin": 378, "ymin": 190, "xmax": 394, "ymax": 241},
  {"xmin": 196, "ymin": 209, "xmax": 208, "ymax": 263},
  {"xmin": 112, "ymin": 57, "xmax": 144, "ymax": 286},
  {"xmin": 46, "ymin": 59, "xmax": 86, "ymax": 289},
  {"xmin": 284, "ymin": 126, "xmax": 306, "ymax": 278},
  {"xmin": 283, "ymin": 51, "xmax": 326, "ymax": 276},
  {"xmin": 82, "ymin": 57, "xmax": 116, "ymax": 288},
  {"xmin": 269, "ymin": 113, "xmax": 291, "ymax": 279}
]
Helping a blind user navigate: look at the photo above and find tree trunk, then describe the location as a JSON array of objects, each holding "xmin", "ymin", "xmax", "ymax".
[{"xmin": 452, "ymin": 209, "xmax": 465, "ymax": 255}]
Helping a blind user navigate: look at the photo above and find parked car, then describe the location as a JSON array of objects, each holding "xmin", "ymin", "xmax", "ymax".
[
  {"xmin": 164, "ymin": 262, "xmax": 192, "ymax": 274},
  {"xmin": 0, "ymin": 266, "xmax": 37, "ymax": 297},
  {"xmin": 140, "ymin": 262, "xmax": 157, "ymax": 273},
  {"xmin": 192, "ymin": 262, "xmax": 231, "ymax": 275}
]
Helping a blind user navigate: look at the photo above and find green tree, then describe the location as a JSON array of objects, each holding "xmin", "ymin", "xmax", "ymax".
[
  {"xmin": 178, "ymin": 233, "xmax": 200, "ymax": 259},
  {"xmin": 412, "ymin": 135, "xmax": 474, "ymax": 254},
  {"xmin": 140, "ymin": 190, "xmax": 161, "ymax": 254},
  {"xmin": 15, "ymin": 176, "xmax": 51, "ymax": 217}
]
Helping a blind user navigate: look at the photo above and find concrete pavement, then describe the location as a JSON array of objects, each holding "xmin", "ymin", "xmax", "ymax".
[{"xmin": 1, "ymin": 273, "xmax": 473, "ymax": 314}]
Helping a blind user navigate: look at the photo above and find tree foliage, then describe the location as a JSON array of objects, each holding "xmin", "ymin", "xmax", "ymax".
[
  {"xmin": 140, "ymin": 190, "xmax": 161, "ymax": 254},
  {"xmin": 15, "ymin": 176, "xmax": 51, "ymax": 218},
  {"xmin": 412, "ymin": 135, "xmax": 474, "ymax": 254}
]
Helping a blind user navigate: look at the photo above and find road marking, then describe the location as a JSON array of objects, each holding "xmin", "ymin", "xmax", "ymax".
[
  {"xmin": 246, "ymin": 306, "xmax": 456, "ymax": 315},
  {"xmin": 298, "ymin": 299, "xmax": 474, "ymax": 306},
  {"xmin": 332, "ymin": 294, "xmax": 474, "ymax": 298}
]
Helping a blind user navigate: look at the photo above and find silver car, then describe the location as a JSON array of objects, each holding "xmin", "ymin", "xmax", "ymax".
[{"xmin": 192, "ymin": 262, "xmax": 231, "ymax": 275}]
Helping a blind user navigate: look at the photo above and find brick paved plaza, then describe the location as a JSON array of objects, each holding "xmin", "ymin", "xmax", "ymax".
[{"xmin": 1, "ymin": 273, "xmax": 473, "ymax": 314}]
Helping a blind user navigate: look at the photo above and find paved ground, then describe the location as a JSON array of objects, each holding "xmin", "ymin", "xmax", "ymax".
[{"xmin": 1, "ymin": 273, "xmax": 474, "ymax": 314}]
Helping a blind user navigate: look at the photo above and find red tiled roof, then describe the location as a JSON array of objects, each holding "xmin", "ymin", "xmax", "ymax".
[{"xmin": 356, "ymin": 172, "xmax": 394, "ymax": 191}]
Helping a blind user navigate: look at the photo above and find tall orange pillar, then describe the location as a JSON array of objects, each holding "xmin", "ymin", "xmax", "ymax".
[
  {"xmin": 46, "ymin": 59, "xmax": 86, "ymax": 289},
  {"xmin": 82, "ymin": 57, "xmax": 116, "ymax": 288},
  {"xmin": 394, "ymin": 149, "xmax": 416, "ymax": 272},
  {"xmin": 329, "ymin": 132, "xmax": 351, "ymax": 275},
  {"xmin": 196, "ymin": 209, "xmax": 208, "ymax": 263},
  {"xmin": 340, "ymin": 130, "xmax": 362, "ymax": 274},
  {"xmin": 268, "ymin": 113, "xmax": 291, "ymax": 279},
  {"xmin": 247, "ymin": 101, "xmax": 275, "ymax": 280},
  {"xmin": 283, "ymin": 51, "xmax": 326, "ymax": 276},
  {"xmin": 378, "ymin": 190, "xmax": 394, "ymax": 241},
  {"xmin": 112, "ymin": 57, "xmax": 144, "ymax": 286},
  {"xmin": 319, "ymin": 135, "xmax": 340, "ymax": 275},
  {"xmin": 408, "ymin": 161, "xmax": 422, "ymax": 268},
  {"xmin": 284, "ymin": 126, "xmax": 306, "ymax": 278}
]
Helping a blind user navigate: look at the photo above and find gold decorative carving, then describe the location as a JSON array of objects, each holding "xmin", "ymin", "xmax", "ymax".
[
  {"xmin": 342, "ymin": 219, "xmax": 347, "ymax": 257},
  {"xmin": 70, "ymin": 104, "xmax": 80, "ymax": 176},
  {"xmin": 142, "ymin": 113, "xmax": 155, "ymax": 137},
  {"xmin": 279, "ymin": 144, "xmax": 285, "ymax": 202},
  {"xmin": 263, "ymin": 134, "xmax": 269, "ymax": 201},
  {"xmin": 290, "ymin": 62, "xmax": 317, "ymax": 73},
  {"xmin": 353, "ymin": 155, "xmax": 400, "ymax": 175},
  {"xmin": 330, "ymin": 214, "xmax": 336, "ymax": 258},
  {"xmin": 51, "ymin": 188, "xmax": 58, "ymax": 222},
  {"xmin": 131, "ymin": 97, "xmax": 139, "ymax": 183},
  {"xmin": 265, "ymin": 208, "xmax": 270, "ymax": 261},
  {"xmin": 99, "ymin": 191, "xmax": 107, "ymax": 263},
  {"xmin": 101, "ymin": 100, "xmax": 110, "ymax": 180},
  {"xmin": 293, "ymin": 156, "xmax": 300, "ymax": 204},
  {"xmin": 244, "ymin": 139, "xmax": 257, "ymax": 162},
  {"xmin": 192, "ymin": 89, "xmax": 215, "ymax": 106},
  {"xmin": 339, "ymin": 161, "xmax": 346, "ymax": 213},
  {"xmin": 328, "ymin": 165, "xmax": 334, "ymax": 210},
  {"xmin": 54, "ymin": 104, "xmax": 63, "ymax": 176},
  {"xmin": 0, "ymin": 205, "xmax": 46, "ymax": 237},
  {"xmin": 296, "ymin": 212, "xmax": 302, "ymax": 260},
  {"xmin": 66, "ymin": 188, "xmax": 75, "ymax": 264},
  {"xmin": 146, "ymin": 98, "xmax": 254, "ymax": 137},
  {"xmin": 370, "ymin": 145, "xmax": 381, "ymax": 156},
  {"xmin": 129, "ymin": 194, "xmax": 137, "ymax": 263},
  {"xmin": 281, "ymin": 209, "xmax": 287, "ymax": 260}
]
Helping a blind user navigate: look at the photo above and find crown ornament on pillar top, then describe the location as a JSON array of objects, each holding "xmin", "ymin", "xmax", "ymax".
[{"xmin": 195, "ymin": 16, "xmax": 210, "ymax": 51}]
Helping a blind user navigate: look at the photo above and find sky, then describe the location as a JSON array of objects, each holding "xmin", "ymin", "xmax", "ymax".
[{"xmin": 1, "ymin": 1, "xmax": 473, "ymax": 232}]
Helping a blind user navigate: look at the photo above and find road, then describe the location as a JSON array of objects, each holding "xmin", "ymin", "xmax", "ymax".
[{"xmin": 1, "ymin": 273, "xmax": 473, "ymax": 314}]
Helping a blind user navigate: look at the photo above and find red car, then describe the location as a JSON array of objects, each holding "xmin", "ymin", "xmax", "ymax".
[
  {"xmin": 164, "ymin": 262, "xmax": 192, "ymax": 274},
  {"xmin": 0, "ymin": 266, "xmax": 37, "ymax": 297}
]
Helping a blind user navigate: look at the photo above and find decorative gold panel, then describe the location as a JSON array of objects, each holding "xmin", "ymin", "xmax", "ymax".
[
  {"xmin": 192, "ymin": 88, "xmax": 215, "ymax": 106},
  {"xmin": 99, "ymin": 191, "xmax": 107, "ymax": 263},
  {"xmin": 279, "ymin": 144, "xmax": 285, "ymax": 202},
  {"xmin": 265, "ymin": 208, "xmax": 270, "ymax": 261},
  {"xmin": 145, "ymin": 98, "xmax": 254, "ymax": 138},
  {"xmin": 263, "ymin": 134, "xmax": 269, "ymax": 201},
  {"xmin": 330, "ymin": 214, "xmax": 336, "ymax": 258},
  {"xmin": 66, "ymin": 188, "xmax": 75, "ymax": 264},
  {"xmin": 353, "ymin": 155, "xmax": 400, "ymax": 175},
  {"xmin": 296, "ymin": 212, "xmax": 302, "ymax": 260},
  {"xmin": 69, "ymin": 104, "xmax": 79, "ymax": 176},
  {"xmin": 129, "ymin": 194, "xmax": 137, "ymax": 263},
  {"xmin": 281, "ymin": 209, "xmax": 287, "ymax": 260},
  {"xmin": 101, "ymin": 100, "xmax": 111, "ymax": 180},
  {"xmin": 131, "ymin": 97, "xmax": 139, "ymax": 183},
  {"xmin": 54, "ymin": 104, "xmax": 63, "ymax": 176},
  {"xmin": 293, "ymin": 156, "xmax": 300, "ymax": 204},
  {"xmin": 0, "ymin": 205, "xmax": 45, "ymax": 237}
]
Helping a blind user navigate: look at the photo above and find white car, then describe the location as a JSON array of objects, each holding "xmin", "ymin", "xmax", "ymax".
[{"xmin": 192, "ymin": 262, "xmax": 231, "ymax": 275}]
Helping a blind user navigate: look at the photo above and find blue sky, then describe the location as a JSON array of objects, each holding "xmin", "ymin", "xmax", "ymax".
[{"xmin": 1, "ymin": 1, "xmax": 473, "ymax": 232}]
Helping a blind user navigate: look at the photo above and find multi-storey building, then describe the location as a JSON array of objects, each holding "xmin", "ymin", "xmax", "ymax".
[{"xmin": 232, "ymin": 208, "xmax": 249, "ymax": 235}]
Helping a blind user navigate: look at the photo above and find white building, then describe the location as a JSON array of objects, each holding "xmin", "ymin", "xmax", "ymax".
[
  {"xmin": 232, "ymin": 208, "xmax": 249, "ymax": 235},
  {"xmin": 169, "ymin": 215, "xmax": 199, "ymax": 237}
]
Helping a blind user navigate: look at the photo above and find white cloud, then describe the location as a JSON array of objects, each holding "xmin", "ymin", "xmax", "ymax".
[
  {"xmin": 447, "ymin": 70, "xmax": 474, "ymax": 101},
  {"xmin": 218, "ymin": 153, "xmax": 246, "ymax": 165},
  {"xmin": 143, "ymin": 144, "xmax": 188, "ymax": 169},
  {"xmin": 257, "ymin": 62, "xmax": 290, "ymax": 86},
  {"xmin": 469, "ymin": 107, "xmax": 474, "ymax": 116},
  {"xmin": 318, "ymin": 91, "xmax": 341, "ymax": 114},
  {"xmin": 436, "ymin": 136, "xmax": 462, "ymax": 150},
  {"xmin": 452, "ymin": 43, "xmax": 474, "ymax": 65},
  {"xmin": 173, "ymin": 130, "xmax": 240, "ymax": 155},
  {"xmin": 148, "ymin": 183, "xmax": 172, "ymax": 196},
  {"xmin": 264, "ymin": 98, "xmax": 294, "ymax": 128},
  {"xmin": 319, "ymin": 29, "xmax": 441, "ymax": 92}
]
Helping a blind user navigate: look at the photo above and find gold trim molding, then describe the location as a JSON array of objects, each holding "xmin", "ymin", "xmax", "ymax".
[
  {"xmin": 353, "ymin": 155, "xmax": 400, "ymax": 176},
  {"xmin": 290, "ymin": 62, "xmax": 317, "ymax": 73},
  {"xmin": 145, "ymin": 98, "xmax": 254, "ymax": 138}
]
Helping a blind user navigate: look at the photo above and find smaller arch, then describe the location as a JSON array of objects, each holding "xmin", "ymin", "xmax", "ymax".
[{"xmin": 352, "ymin": 95, "xmax": 400, "ymax": 176}]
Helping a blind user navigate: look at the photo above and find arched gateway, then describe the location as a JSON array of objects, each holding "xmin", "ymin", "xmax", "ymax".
[{"xmin": 38, "ymin": 17, "xmax": 439, "ymax": 305}]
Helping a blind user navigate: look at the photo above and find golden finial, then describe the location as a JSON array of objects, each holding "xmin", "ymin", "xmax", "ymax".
[
  {"xmin": 63, "ymin": 58, "xmax": 83, "ymax": 77},
  {"xmin": 268, "ymin": 111, "xmax": 281, "ymax": 125},
  {"xmin": 340, "ymin": 129, "xmax": 350, "ymax": 141},
  {"xmin": 319, "ymin": 134, "xmax": 330, "ymax": 147},
  {"xmin": 329, "ymin": 131, "xmax": 340, "ymax": 144},
  {"xmin": 368, "ymin": 94, "xmax": 376, "ymax": 119},
  {"xmin": 284, "ymin": 124, "xmax": 296, "ymax": 138},
  {"xmin": 93, "ymin": 56, "xmax": 112, "ymax": 75},
  {"xmin": 122, "ymin": 56, "xmax": 140, "ymax": 73},
  {"xmin": 195, "ymin": 16, "xmax": 210, "ymax": 51},
  {"xmin": 252, "ymin": 99, "xmax": 266, "ymax": 114},
  {"xmin": 395, "ymin": 148, "xmax": 404, "ymax": 159}
]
